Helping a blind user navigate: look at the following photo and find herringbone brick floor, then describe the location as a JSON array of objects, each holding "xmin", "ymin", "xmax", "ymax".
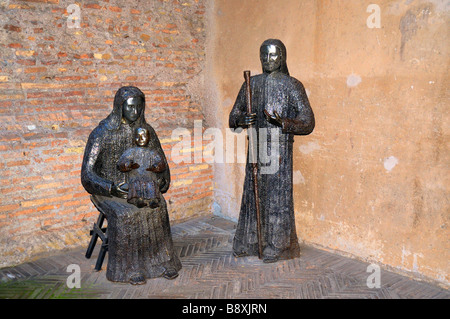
[{"xmin": 0, "ymin": 216, "xmax": 448, "ymax": 299}]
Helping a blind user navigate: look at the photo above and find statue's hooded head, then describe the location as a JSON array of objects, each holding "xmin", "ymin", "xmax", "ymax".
[
  {"xmin": 260, "ymin": 39, "xmax": 289, "ymax": 76},
  {"xmin": 103, "ymin": 86, "xmax": 147, "ymax": 130}
]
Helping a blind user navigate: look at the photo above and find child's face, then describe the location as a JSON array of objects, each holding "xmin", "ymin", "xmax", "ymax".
[{"xmin": 135, "ymin": 128, "xmax": 149, "ymax": 146}]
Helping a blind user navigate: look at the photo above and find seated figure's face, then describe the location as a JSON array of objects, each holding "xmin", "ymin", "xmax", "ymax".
[
  {"xmin": 135, "ymin": 127, "xmax": 149, "ymax": 146},
  {"xmin": 123, "ymin": 97, "xmax": 143, "ymax": 123},
  {"xmin": 260, "ymin": 44, "xmax": 282, "ymax": 74}
]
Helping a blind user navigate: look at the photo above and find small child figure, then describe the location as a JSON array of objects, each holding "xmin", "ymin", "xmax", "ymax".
[{"xmin": 118, "ymin": 127, "xmax": 167, "ymax": 208}]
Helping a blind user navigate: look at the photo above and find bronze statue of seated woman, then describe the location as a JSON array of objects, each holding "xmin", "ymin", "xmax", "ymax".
[{"xmin": 81, "ymin": 86, "xmax": 181, "ymax": 285}]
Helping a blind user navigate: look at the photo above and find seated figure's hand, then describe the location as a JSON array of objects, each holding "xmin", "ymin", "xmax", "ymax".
[
  {"xmin": 111, "ymin": 182, "xmax": 128, "ymax": 199},
  {"xmin": 118, "ymin": 160, "xmax": 140, "ymax": 172},
  {"xmin": 146, "ymin": 161, "xmax": 167, "ymax": 173}
]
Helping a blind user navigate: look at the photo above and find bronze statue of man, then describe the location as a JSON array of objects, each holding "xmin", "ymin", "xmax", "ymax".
[
  {"xmin": 81, "ymin": 86, "xmax": 181, "ymax": 284},
  {"xmin": 229, "ymin": 39, "xmax": 315, "ymax": 263}
]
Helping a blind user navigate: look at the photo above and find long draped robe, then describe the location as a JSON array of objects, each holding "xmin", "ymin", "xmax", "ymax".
[
  {"xmin": 81, "ymin": 87, "xmax": 181, "ymax": 282},
  {"xmin": 229, "ymin": 71, "xmax": 315, "ymax": 260}
]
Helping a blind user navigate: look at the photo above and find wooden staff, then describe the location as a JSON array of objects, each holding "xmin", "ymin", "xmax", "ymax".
[{"xmin": 244, "ymin": 70, "xmax": 263, "ymax": 259}]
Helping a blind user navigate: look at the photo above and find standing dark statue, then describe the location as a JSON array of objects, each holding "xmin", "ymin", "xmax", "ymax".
[
  {"xmin": 81, "ymin": 86, "xmax": 181, "ymax": 284},
  {"xmin": 229, "ymin": 39, "xmax": 315, "ymax": 263}
]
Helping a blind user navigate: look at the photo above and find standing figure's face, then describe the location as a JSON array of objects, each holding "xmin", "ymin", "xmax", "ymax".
[
  {"xmin": 135, "ymin": 127, "xmax": 149, "ymax": 147},
  {"xmin": 260, "ymin": 44, "xmax": 282, "ymax": 74},
  {"xmin": 123, "ymin": 97, "xmax": 143, "ymax": 124}
]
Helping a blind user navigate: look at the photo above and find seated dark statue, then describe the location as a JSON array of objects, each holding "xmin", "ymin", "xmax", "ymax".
[{"xmin": 81, "ymin": 86, "xmax": 181, "ymax": 285}]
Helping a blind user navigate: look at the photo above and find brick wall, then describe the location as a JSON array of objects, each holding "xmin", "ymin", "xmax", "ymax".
[{"xmin": 0, "ymin": 0, "xmax": 212, "ymax": 267}]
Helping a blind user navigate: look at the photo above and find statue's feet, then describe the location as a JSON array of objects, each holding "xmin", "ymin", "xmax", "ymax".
[
  {"xmin": 129, "ymin": 272, "xmax": 146, "ymax": 285},
  {"xmin": 232, "ymin": 250, "xmax": 248, "ymax": 258},
  {"xmin": 262, "ymin": 255, "xmax": 279, "ymax": 263},
  {"xmin": 162, "ymin": 267, "xmax": 179, "ymax": 280}
]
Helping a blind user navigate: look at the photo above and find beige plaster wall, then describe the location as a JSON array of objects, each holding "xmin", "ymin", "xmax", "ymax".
[{"xmin": 204, "ymin": 0, "xmax": 449, "ymax": 286}]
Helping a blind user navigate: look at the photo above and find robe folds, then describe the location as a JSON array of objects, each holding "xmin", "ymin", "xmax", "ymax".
[
  {"xmin": 229, "ymin": 71, "xmax": 315, "ymax": 260},
  {"xmin": 81, "ymin": 118, "xmax": 181, "ymax": 282}
]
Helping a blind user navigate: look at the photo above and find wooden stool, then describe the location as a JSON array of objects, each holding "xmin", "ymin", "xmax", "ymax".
[{"xmin": 85, "ymin": 196, "xmax": 108, "ymax": 271}]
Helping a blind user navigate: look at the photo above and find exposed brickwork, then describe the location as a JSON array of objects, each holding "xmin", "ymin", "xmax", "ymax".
[{"xmin": 0, "ymin": 0, "xmax": 211, "ymax": 267}]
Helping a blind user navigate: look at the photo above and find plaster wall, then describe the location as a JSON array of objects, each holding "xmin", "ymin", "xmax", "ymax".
[{"xmin": 205, "ymin": 0, "xmax": 449, "ymax": 286}]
